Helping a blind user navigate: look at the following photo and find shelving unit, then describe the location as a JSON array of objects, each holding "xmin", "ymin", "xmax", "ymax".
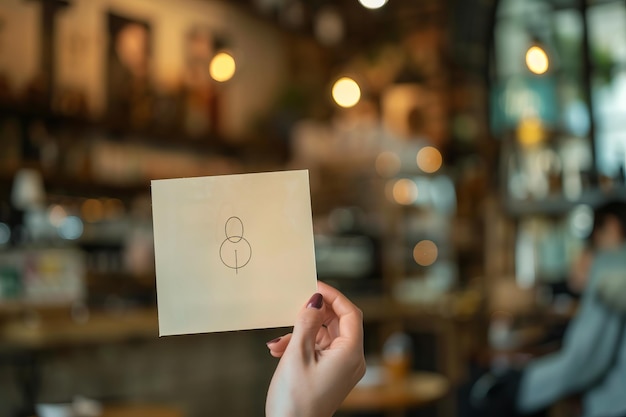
[{"xmin": 487, "ymin": 0, "xmax": 626, "ymax": 293}]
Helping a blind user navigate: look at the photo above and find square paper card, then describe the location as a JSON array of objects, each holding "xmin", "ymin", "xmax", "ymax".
[{"xmin": 151, "ymin": 170, "xmax": 318, "ymax": 336}]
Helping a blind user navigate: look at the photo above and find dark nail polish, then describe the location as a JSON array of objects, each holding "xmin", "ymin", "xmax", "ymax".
[
  {"xmin": 266, "ymin": 337, "xmax": 281, "ymax": 345},
  {"xmin": 307, "ymin": 293, "xmax": 323, "ymax": 309}
]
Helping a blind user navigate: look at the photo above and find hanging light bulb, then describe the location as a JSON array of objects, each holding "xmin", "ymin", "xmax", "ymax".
[
  {"xmin": 332, "ymin": 77, "xmax": 361, "ymax": 108},
  {"xmin": 210, "ymin": 52, "xmax": 236, "ymax": 82},
  {"xmin": 526, "ymin": 45, "xmax": 549, "ymax": 75},
  {"xmin": 358, "ymin": 0, "xmax": 388, "ymax": 10}
]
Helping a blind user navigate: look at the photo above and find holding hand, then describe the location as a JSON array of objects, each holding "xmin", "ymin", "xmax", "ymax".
[{"xmin": 265, "ymin": 281, "xmax": 366, "ymax": 417}]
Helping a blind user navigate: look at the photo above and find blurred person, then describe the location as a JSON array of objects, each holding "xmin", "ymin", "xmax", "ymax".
[
  {"xmin": 265, "ymin": 281, "xmax": 366, "ymax": 417},
  {"xmin": 569, "ymin": 200, "xmax": 626, "ymax": 293},
  {"xmin": 470, "ymin": 200, "xmax": 626, "ymax": 417},
  {"xmin": 567, "ymin": 243, "xmax": 594, "ymax": 295}
]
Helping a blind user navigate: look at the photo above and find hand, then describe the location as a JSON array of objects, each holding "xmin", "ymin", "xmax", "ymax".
[{"xmin": 265, "ymin": 281, "xmax": 366, "ymax": 417}]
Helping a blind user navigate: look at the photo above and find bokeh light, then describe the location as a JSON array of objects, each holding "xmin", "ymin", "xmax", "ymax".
[
  {"xmin": 517, "ymin": 116, "xmax": 544, "ymax": 146},
  {"xmin": 48, "ymin": 204, "xmax": 68, "ymax": 227},
  {"xmin": 569, "ymin": 204, "xmax": 594, "ymax": 238},
  {"xmin": 375, "ymin": 151, "xmax": 401, "ymax": 178},
  {"xmin": 314, "ymin": 7, "xmax": 344, "ymax": 45},
  {"xmin": 416, "ymin": 146, "xmax": 443, "ymax": 173},
  {"xmin": 209, "ymin": 52, "xmax": 236, "ymax": 82},
  {"xmin": 526, "ymin": 46, "xmax": 549, "ymax": 75},
  {"xmin": 58, "ymin": 216, "xmax": 84, "ymax": 240},
  {"xmin": 413, "ymin": 240, "xmax": 438, "ymax": 266},
  {"xmin": 103, "ymin": 198, "xmax": 125, "ymax": 219},
  {"xmin": 392, "ymin": 178, "xmax": 418, "ymax": 205},
  {"xmin": 81, "ymin": 199, "xmax": 104, "ymax": 223},
  {"xmin": 332, "ymin": 77, "xmax": 361, "ymax": 108},
  {"xmin": 358, "ymin": 0, "xmax": 388, "ymax": 10}
]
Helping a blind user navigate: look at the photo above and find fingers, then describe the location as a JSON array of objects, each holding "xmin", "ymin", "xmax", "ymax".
[
  {"xmin": 267, "ymin": 322, "xmax": 335, "ymax": 357},
  {"xmin": 316, "ymin": 281, "xmax": 364, "ymax": 349},
  {"xmin": 266, "ymin": 281, "xmax": 363, "ymax": 359},
  {"xmin": 267, "ymin": 333, "xmax": 292, "ymax": 358},
  {"xmin": 289, "ymin": 292, "xmax": 327, "ymax": 360},
  {"xmin": 316, "ymin": 324, "xmax": 333, "ymax": 349}
]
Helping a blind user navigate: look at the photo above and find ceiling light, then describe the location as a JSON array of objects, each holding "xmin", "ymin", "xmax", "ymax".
[
  {"xmin": 358, "ymin": 0, "xmax": 388, "ymax": 10},
  {"xmin": 210, "ymin": 52, "xmax": 236, "ymax": 82},
  {"xmin": 526, "ymin": 45, "xmax": 549, "ymax": 75},
  {"xmin": 332, "ymin": 77, "xmax": 361, "ymax": 108}
]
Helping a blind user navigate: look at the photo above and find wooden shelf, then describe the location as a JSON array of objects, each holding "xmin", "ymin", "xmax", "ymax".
[
  {"xmin": 354, "ymin": 292, "xmax": 481, "ymax": 324},
  {"xmin": 0, "ymin": 102, "xmax": 242, "ymax": 156},
  {"xmin": 503, "ymin": 186, "xmax": 626, "ymax": 217},
  {"xmin": 0, "ymin": 293, "xmax": 483, "ymax": 351},
  {"xmin": 0, "ymin": 168, "xmax": 148, "ymax": 199},
  {"xmin": 0, "ymin": 307, "xmax": 158, "ymax": 350}
]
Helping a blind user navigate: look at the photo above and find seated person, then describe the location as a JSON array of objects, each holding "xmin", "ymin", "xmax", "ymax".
[{"xmin": 472, "ymin": 200, "xmax": 626, "ymax": 417}]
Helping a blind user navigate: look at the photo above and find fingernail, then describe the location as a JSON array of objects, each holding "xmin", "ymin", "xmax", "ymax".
[
  {"xmin": 266, "ymin": 337, "xmax": 281, "ymax": 346},
  {"xmin": 307, "ymin": 293, "xmax": 323, "ymax": 309}
]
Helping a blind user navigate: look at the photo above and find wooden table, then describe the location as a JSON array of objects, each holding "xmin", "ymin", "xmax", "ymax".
[{"xmin": 340, "ymin": 371, "xmax": 449, "ymax": 416}]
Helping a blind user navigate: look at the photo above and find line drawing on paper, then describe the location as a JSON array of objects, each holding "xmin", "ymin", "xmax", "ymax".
[{"xmin": 219, "ymin": 216, "xmax": 252, "ymax": 274}]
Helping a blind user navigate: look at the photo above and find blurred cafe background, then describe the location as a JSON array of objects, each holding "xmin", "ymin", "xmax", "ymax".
[{"xmin": 1, "ymin": 0, "xmax": 625, "ymax": 416}]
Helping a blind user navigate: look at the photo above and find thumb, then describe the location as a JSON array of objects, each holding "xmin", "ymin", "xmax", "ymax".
[{"xmin": 289, "ymin": 292, "xmax": 326, "ymax": 359}]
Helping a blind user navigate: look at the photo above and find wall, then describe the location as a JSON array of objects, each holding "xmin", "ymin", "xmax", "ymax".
[
  {"xmin": 0, "ymin": 0, "xmax": 288, "ymax": 140},
  {"xmin": 0, "ymin": 0, "xmax": 40, "ymax": 92}
]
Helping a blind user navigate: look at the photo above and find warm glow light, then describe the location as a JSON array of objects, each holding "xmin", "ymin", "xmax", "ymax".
[
  {"xmin": 526, "ymin": 46, "xmax": 549, "ymax": 75},
  {"xmin": 375, "ymin": 151, "xmax": 401, "ymax": 178},
  {"xmin": 332, "ymin": 77, "xmax": 361, "ymax": 108},
  {"xmin": 517, "ymin": 116, "xmax": 544, "ymax": 146},
  {"xmin": 81, "ymin": 198, "xmax": 104, "ymax": 223},
  {"xmin": 358, "ymin": 0, "xmax": 388, "ymax": 9},
  {"xmin": 103, "ymin": 198, "xmax": 125, "ymax": 219},
  {"xmin": 392, "ymin": 178, "xmax": 418, "ymax": 205},
  {"xmin": 416, "ymin": 146, "xmax": 443, "ymax": 173},
  {"xmin": 209, "ymin": 52, "xmax": 236, "ymax": 82},
  {"xmin": 413, "ymin": 240, "xmax": 438, "ymax": 266}
]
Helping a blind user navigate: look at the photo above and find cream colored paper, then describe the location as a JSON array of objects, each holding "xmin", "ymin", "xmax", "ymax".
[{"xmin": 151, "ymin": 170, "xmax": 318, "ymax": 336}]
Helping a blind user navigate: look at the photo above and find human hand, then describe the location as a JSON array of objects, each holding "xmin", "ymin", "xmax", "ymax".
[{"xmin": 265, "ymin": 281, "xmax": 365, "ymax": 417}]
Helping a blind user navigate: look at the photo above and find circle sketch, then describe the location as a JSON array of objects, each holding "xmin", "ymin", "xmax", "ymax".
[{"xmin": 219, "ymin": 216, "xmax": 252, "ymax": 274}]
